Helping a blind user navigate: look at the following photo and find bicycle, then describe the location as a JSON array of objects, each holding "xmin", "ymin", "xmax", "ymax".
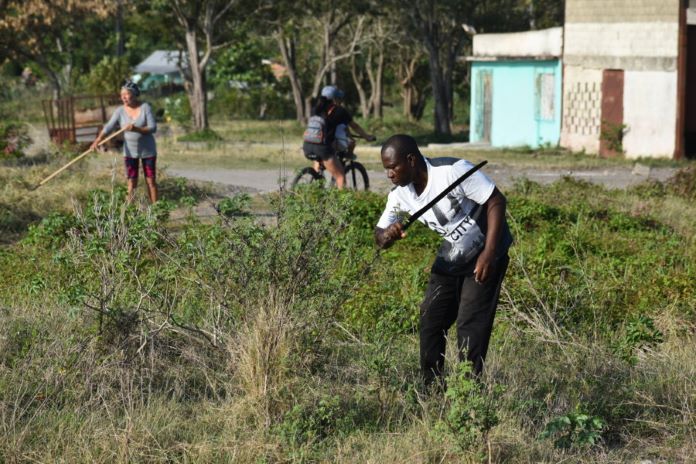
[{"xmin": 291, "ymin": 133, "xmax": 371, "ymax": 190}]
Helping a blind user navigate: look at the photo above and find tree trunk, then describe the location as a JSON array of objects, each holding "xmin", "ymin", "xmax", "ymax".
[
  {"xmin": 184, "ymin": 28, "xmax": 208, "ymax": 130},
  {"xmin": 371, "ymin": 47, "xmax": 384, "ymax": 118},
  {"xmin": 399, "ymin": 59, "xmax": 414, "ymax": 119},
  {"xmin": 276, "ymin": 30, "xmax": 305, "ymax": 122},
  {"xmin": 115, "ymin": 0, "xmax": 124, "ymax": 56},
  {"xmin": 351, "ymin": 54, "xmax": 370, "ymax": 118},
  {"xmin": 425, "ymin": 41, "xmax": 451, "ymax": 135}
]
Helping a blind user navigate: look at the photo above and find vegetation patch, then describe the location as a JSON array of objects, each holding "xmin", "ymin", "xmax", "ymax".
[{"xmin": 0, "ymin": 163, "xmax": 694, "ymax": 462}]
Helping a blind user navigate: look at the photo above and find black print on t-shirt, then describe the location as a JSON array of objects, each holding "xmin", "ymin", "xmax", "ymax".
[{"xmin": 431, "ymin": 192, "xmax": 464, "ymax": 227}]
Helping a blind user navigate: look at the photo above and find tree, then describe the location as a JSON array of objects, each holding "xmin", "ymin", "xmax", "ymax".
[
  {"xmin": 261, "ymin": 0, "xmax": 369, "ymax": 122},
  {"xmin": 396, "ymin": 0, "xmax": 473, "ymax": 135},
  {"xmin": 0, "ymin": 0, "xmax": 114, "ymax": 97},
  {"xmin": 395, "ymin": 44, "xmax": 430, "ymax": 121},
  {"xmin": 523, "ymin": 0, "xmax": 564, "ymax": 30},
  {"xmin": 164, "ymin": 0, "xmax": 248, "ymax": 131},
  {"xmin": 395, "ymin": 0, "xmax": 532, "ymax": 136},
  {"xmin": 346, "ymin": 14, "xmax": 395, "ymax": 119}
]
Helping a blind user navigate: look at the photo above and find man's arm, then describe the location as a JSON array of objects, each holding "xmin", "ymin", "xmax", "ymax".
[
  {"xmin": 473, "ymin": 187, "xmax": 506, "ymax": 284},
  {"xmin": 374, "ymin": 222, "xmax": 406, "ymax": 249}
]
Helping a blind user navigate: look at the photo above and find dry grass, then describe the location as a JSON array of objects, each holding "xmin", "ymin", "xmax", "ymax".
[
  {"xmin": 226, "ymin": 289, "xmax": 301, "ymax": 429},
  {"xmin": 1, "ymin": 136, "xmax": 694, "ymax": 462}
]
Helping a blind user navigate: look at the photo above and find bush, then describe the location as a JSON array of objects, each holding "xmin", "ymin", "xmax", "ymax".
[
  {"xmin": 435, "ymin": 361, "xmax": 499, "ymax": 453},
  {"xmin": 80, "ymin": 56, "xmax": 131, "ymax": 95},
  {"xmin": 0, "ymin": 122, "xmax": 31, "ymax": 158},
  {"xmin": 163, "ymin": 94, "xmax": 191, "ymax": 125},
  {"xmin": 177, "ymin": 128, "xmax": 223, "ymax": 142},
  {"xmin": 540, "ymin": 411, "xmax": 605, "ymax": 449},
  {"xmin": 667, "ymin": 165, "xmax": 696, "ymax": 200},
  {"xmin": 209, "ymin": 86, "xmax": 295, "ymax": 120},
  {"xmin": 0, "ymin": 172, "xmax": 694, "ymax": 462}
]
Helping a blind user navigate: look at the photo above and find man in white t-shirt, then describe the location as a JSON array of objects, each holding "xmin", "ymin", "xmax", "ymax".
[{"xmin": 375, "ymin": 134, "xmax": 513, "ymax": 386}]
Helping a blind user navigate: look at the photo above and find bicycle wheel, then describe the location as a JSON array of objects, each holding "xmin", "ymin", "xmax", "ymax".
[
  {"xmin": 344, "ymin": 162, "xmax": 369, "ymax": 190},
  {"xmin": 291, "ymin": 167, "xmax": 323, "ymax": 189}
]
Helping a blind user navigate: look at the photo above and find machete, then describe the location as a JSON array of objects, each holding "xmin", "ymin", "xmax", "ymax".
[{"xmin": 401, "ymin": 160, "xmax": 488, "ymax": 231}]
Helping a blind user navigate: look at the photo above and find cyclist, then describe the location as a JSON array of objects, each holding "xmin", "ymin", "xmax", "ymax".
[
  {"xmin": 322, "ymin": 85, "xmax": 376, "ymax": 158},
  {"xmin": 302, "ymin": 85, "xmax": 375, "ymax": 189}
]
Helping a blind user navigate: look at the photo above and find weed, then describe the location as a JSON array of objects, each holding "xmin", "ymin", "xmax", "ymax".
[
  {"xmin": 216, "ymin": 193, "xmax": 251, "ymax": 218},
  {"xmin": 613, "ymin": 314, "xmax": 664, "ymax": 365},
  {"xmin": 436, "ymin": 361, "xmax": 499, "ymax": 452},
  {"xmin": 163, "ymin": 95, "xmax": 191, "ymax": 126},
  {"xmin": 177, "ymin": 128, "xmax": 224, "ymax": 142},
  {"xmin": 0, "ymin": 121, "xmax": 31, "ymax": 158},
  {"xmin": 600, "ymin": 121, "xmax": 628, "ymax": 154},
  {"xmin": 277, "ymin": 395, "xmax": 345, "ymax": 446},
  {"xmin": 540, "ymin": 410, "xmax": 605, "ymax": 449},
  {"xmin": 667, "ymin": 165, "xmax": 696, "ymax": 200}
]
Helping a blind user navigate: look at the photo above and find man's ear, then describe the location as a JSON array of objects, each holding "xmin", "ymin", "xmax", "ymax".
[{"xmin": 406, "ymin": 153, "xmax": 416, "ymax": 167}]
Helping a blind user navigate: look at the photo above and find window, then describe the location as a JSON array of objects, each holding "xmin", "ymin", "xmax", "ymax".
[{"xmin": 536, "ymin": 73, "xmax": 555, "ymax": 121}]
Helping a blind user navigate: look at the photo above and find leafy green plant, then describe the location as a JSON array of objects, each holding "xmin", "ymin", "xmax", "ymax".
[
  {"xmin": 600, "ymin": 120, "xmax": 628, "ymax": 154},
  {"xmin": 540, "ymin": 411, "xmax": 605, "ymax": 449},
  {"xmin": 277, "ymin": 395, "xmax": 347, "ymax": 447},
  {"xmin": 667, "ymin": 165, "xmax": 696, "ymax": 200},
  {"xmin": 216, "ymin": 194, "xmax": 251, "ymax": 218},
  {"xmin": 163, "ymin": 95, "xmax": 191, "ymax": 125},
  {"xmin": 0, "ymin": 122, "xmax": 31, "ymax": 158},
  {"xmin": 177, "ymin": 128, "xmax": 223, "ymax": 142},
  {"xmin": 23, "ymin": 211, "xmax": 77, "ymax": 249},
  {"xmin": 80, "ymin": 56, "xmax": 131, "ymax": 94},
  {"xmin": 437, "ymin": 361, "xmax": 499, "ymax": 451},
  {"xmin": 613, "ymin": 314, "xmax": 664, "ymax": 364}
]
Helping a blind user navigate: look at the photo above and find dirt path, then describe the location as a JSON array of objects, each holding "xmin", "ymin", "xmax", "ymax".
[{"xmin": 168, "ymin": 162, "xmax": 676, "ymax": 195}]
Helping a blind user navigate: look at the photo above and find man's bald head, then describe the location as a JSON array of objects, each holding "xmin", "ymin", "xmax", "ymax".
[
  {"xmin": 380, "ymin": 134, "xmax": 427, "ymax": 188},
  {"xmin": 381, "ymin": 134, "xmax": 422, "ymax": 161}
]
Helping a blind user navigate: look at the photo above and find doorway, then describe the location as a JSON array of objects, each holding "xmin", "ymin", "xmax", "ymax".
[
  {"xmin": 475, "ymin": 70, "xmax": 492, "ymax": 143},
  {"xmin": 684, "ymin": 25, "xmax": 696, "ymax": 158},
  {"xmin": 600, "ymin": 69, "xmax": 625, "ymax": 157}
]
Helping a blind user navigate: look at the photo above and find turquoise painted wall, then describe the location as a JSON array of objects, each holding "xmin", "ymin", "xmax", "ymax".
[{"xmin": 469, "ymin": 60, "xmax": 562, "ymax": 148}]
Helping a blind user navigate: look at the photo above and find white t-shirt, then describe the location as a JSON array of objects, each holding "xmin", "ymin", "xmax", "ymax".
[{"xmin": 377, "ymin": 157, "xmax": 510, "ymax": 273}]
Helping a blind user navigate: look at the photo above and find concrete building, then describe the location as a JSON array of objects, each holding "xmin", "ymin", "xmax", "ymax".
[
  {"xmin": 468, "ymin": 27, "xmax": 563, "ymax": 148},
  {"xmin": 562, "ymin": 0, "xmax": 695, "ymax": 159}
]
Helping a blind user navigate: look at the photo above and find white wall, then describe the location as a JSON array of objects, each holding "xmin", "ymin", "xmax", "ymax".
[
  {"xmin": 564, "ymin": 22, "xmax": 679, "ymax": 60},
  {"xmin": 623, "ymin": 71, "xmax": 678, "ymax": 158},
  {"xmin": 472, "ymin": 27, "xmax": 563, "ymax": 58}
]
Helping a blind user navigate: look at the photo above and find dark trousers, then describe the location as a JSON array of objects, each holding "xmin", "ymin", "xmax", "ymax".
[{"xmin": 419, "ymin": 255, "xmax": 509, "ymax": 383}]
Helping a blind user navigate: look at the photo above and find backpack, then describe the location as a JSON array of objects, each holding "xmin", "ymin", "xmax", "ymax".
[
  {"xmin": 303, "ymin": 115, "xmax": 328, "ymax": 145},
  {"xmin": 303, "ymin": 105, "xmax": 336, "ymax": 145}
]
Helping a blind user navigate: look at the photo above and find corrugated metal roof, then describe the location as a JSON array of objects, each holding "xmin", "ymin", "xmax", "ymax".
[{"xmin": 134, "ymin": 50, "xmax": 187, "ymax": 74}]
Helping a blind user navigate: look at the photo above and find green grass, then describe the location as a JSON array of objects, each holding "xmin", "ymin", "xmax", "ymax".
[{"xmin": 0, "ymin": 155, "xmax": 694, "ymax": 462}]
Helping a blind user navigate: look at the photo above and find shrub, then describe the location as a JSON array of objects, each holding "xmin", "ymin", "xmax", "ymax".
[
  {"xmin": 277, "ymin": 395, "xmax": 346, "ymax": 446},
  {"xmin": 177, "ymin": 128, "xmax": 223, "ymax": 142},
  {"xmin": 209, "ymin": 86, "xmax": 295, "ymax": 120},
  {"xmin": 216, "ymin": 194, "xmax": 251, "ymax": 218},
  {"xmin": 163, "ymin": 95, "xmax": 191, "ymax": 125},
  {"xmin": 0, "ymin": 122, "xmax": 31, "ymax": 158},
  {"xmin": 540, "ymin": 410, "xmax": 605, "ymax": 449},
  {"xmin": 667, "ymin": 165, "xmax": 696, "ymax": 200},
  {"xmin": 613, "ymin": 314, "xmax": 664, "ymax": 365},
  {"xmin": 80, "ymin": 56, "xmax": 131, "ymax": 95},
  {"xmin": 436, "ymin": 361, "xmax": 499, "ymax": 451}
]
